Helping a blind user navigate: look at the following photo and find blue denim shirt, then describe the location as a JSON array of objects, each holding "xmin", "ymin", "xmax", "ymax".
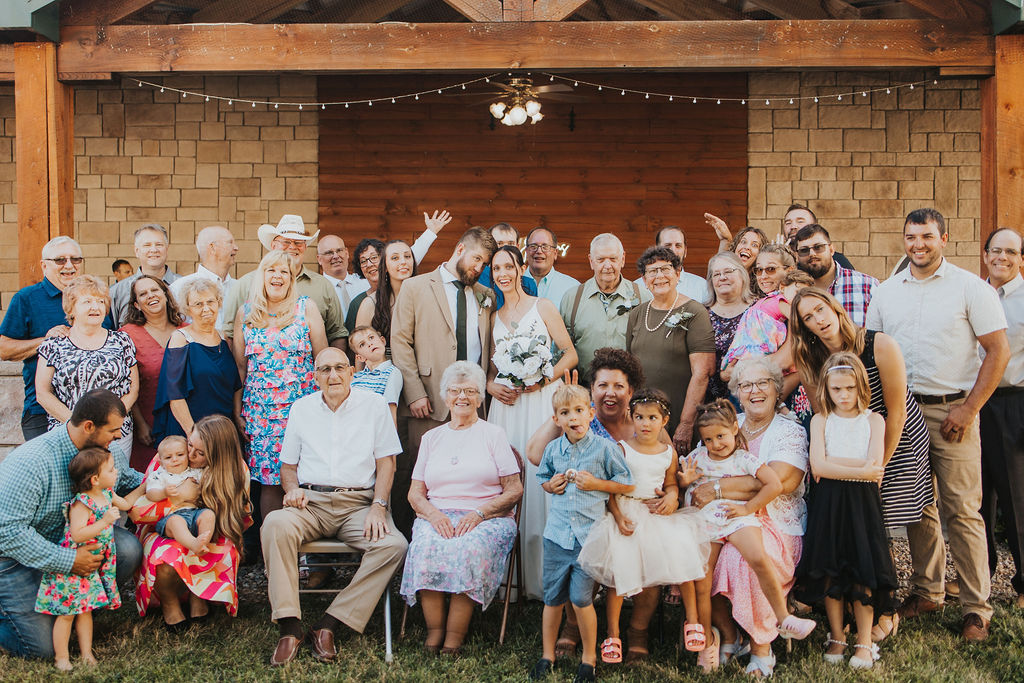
[
  {"xmin": 537, "ymin": 429, "xmax": 632, "ymax": 550},
  {"xmin": 0, "ymin": 426, "xmax": 143, "ymax": 573}
]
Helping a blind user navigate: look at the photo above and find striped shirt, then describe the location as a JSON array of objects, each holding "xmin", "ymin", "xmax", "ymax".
[
  {"xmin": 0, "ymin": 426, "xmax": 143, "ymax": 573},
  {"xmin": 829, "ymin": 261, "xmax": 878, "ymax": 328},
  {"xmin": 351, "ymin": 360, "xmax": 404, "ymax": 405},
  {"xmin": 537, "ymin": 430, "xmax": 632, "ymax": 550}
]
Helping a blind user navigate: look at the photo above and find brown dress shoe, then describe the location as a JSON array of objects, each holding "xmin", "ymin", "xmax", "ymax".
[
  {"xmin": 270, "ymin": 635, "xmax": 302, "ymax": 667},
  {"xmin": 897, "ymin": 593, "xmax": 941, "ymax": 619},
  {"xmin": 962, "ymin": 613, "xmax": 989, "ymax": 642},
  {"xmin": 308, "ymin": 628, "xmax": 337, "ymax": 662},
  {"xmin": 1015, "ymin": 594, "xmax": 1024, "ymax": 610}
]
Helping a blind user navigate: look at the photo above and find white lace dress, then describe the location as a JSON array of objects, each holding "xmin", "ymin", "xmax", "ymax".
[
  {"xmin": 487, "ymin": 301, "xmax": 562, "ymax": 600},
  {"xmin": 578, "ymin": 442, "xmax": 710, "ymax": 597}
]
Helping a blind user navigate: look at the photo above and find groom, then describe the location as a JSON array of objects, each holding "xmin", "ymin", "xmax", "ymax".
[{"xmin": 390, "ymin": 226, "xmax": 497, "ymax": 535}]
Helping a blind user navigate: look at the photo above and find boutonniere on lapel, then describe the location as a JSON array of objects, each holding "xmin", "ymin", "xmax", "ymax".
[
  {"xmin": 664, "ymin": 311, "xmax": 696, "ymax": 338},
  {"xmin": 615, "ymin": 297, "xmax": 641, "ymax": 317},
  {"xmin": 476, "ymin": 291, "xmax": 493, "ymax": 309}
]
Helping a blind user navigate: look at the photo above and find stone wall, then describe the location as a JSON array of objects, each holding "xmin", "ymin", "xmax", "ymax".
[
  {"xmin": 0, "ymin": 87, "xmax": 15, "ymax": 305},
  {"xmin": 746, "ymin": 71, "xmax": 981, "ymax": 279}
]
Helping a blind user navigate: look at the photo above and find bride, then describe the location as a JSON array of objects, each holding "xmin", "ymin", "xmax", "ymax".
[{"xmin": 487, "ymin": 245, "xmax": 578, "ymax": 600}]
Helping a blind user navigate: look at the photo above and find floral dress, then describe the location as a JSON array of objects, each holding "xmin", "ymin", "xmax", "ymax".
[
  {"xmin": 35, "ymin": 490, "xmax": 120, "ymax": 615},
  {"xmin": 240, "ymin": 296, "xmax": 317, "ymax": 485}
]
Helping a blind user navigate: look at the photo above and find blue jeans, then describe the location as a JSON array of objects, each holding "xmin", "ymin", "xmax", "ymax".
[{"xmin": 0, "ymin": 526, "xmax": 142, "ymax": 659}]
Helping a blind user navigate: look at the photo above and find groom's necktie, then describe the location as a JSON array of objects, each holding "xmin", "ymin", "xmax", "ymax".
[{"xmin": 454, "ymin": 282, "xmax": 468, "ymax": 361}]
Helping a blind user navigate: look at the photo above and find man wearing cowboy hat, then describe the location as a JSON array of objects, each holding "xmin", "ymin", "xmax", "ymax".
[{"xmin": 221, "ymin": 215, "xmax": 348, "ymax": 351}]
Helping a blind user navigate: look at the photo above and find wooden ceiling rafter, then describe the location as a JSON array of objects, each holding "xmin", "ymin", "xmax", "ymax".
[
  {"xmin": 745, "ymin": 0, "xmax": 859, "ymax": 20},
  {"xmin": 191, "ymin": 0, "xmax": 309, "ymax": 24},
  {"xmin": 335, "ymin": 0, "xmax": 420, "ymax": 23},
  {"xmin": 898, "ymin": 0, "xmax": 989, "ymax": 25},
  {"xmin": 629, "ymin": 0, "xmax": 741, "ymax": 21},
  {"xmin": 439, "ymin": 0, "xmax": 504, "ymax": 21},
  {"xmin": 60, "ymin": 0, "xmax": 162, "ymax": 26},
  {"xmin": 56, "ymin": 20, "xmax": 995, "ymax": 74},
  {"xmin": 538, "ymin": 0, "xmax": 595, "ymax": 21}
]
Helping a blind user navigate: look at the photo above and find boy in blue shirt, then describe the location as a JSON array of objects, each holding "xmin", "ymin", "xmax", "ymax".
[{"xmin": 530, "ymin": 385, "xmax": 633, "ymax": 682}]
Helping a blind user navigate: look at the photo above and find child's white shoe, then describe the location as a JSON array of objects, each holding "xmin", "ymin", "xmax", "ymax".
[
  {"xmin": 849, "ymin": 643, "xmax": 879, "ymax": 669},
  {"xmin": 822, "ymin": 638, "xmax": 847, "ymax": 664},
  {"xmin": 777, "ymin": 614, "xmax": 816, "ymax": 640}
]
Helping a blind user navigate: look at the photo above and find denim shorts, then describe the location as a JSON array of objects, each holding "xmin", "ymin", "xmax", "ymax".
[
  {"xmin": 155, "ymin": 507, "xmax": 207, "ymax": 538},
  {"xmin": 542, "ymin": 538, "xmax": 594, "ymax": 608}
]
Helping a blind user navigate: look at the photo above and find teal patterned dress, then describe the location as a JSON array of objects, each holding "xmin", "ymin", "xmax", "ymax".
[{"xmin": 35, "ymin": 490, "xmax": 121, "ymax": 615}]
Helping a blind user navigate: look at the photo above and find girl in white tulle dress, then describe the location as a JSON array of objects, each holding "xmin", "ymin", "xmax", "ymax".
[{"xmin": 579, "ymin": 389, "xmax": 710, "ymax": 665}]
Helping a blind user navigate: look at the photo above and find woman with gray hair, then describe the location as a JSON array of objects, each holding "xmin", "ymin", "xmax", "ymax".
[
  {"xmin": 682, "ymin": 356, "xmax": 809, "ymax": 677},
  {"xmin": 705, "ymin": 251, "xmax": 755, "ymax": 402},
  {"xmin": 152, "ymin": 277, "xmax": 242, "ymax": 443},
  {"xmin": 402, "ymin": 361, "xmax": 523, "ymax": 656}
]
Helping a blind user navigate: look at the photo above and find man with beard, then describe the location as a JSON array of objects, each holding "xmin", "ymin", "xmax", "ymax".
[
  {"xmin": 390, "ymin": 227, "xmax": 497, "ymax": 535},
  {"xmin": 0, "ymin": 390, "xmax": 145, "ymax": 658},
  {"xmin": 794, "ymin": 223, "xmax": 877, "ymax": 327}
]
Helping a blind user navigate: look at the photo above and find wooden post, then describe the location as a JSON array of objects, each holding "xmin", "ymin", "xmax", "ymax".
[
  {"xmin": 981, "ymin": 34, "xmax": 1024, "ymax": 272},
  {"xmin": 14, "ymin": 42, "xmax": 74, "ymax": 288}
]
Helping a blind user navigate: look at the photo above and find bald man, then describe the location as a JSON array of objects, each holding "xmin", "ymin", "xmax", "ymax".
[{"xmin": 170, "ymin": 225, "xmax": 238, "ymax": 326}]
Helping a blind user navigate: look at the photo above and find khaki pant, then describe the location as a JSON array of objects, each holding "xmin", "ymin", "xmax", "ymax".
[
  {"xmin": 906, "ymin": 401, "xmax": 992, "ymax": 620},
  {"xmin": 261, "ymin": 489, "xmax": 408, "ymax": 632}
]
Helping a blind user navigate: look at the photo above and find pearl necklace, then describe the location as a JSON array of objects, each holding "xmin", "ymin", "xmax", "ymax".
[{"xmin": 643, "ymin": 294, "xmax": 681, "ymax": 333}]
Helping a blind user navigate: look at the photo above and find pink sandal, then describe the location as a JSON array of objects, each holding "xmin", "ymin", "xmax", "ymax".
[
  {"xmin": 684, "ymin": 622, "xmax": 706, "ymax": 652},
  {"xmin": 696, "ymin": 626, "xmax": 720, "ymax": 673},
  {"xmin": 600, "ymin": 637, "xmax": 623, "ymax": 664}
]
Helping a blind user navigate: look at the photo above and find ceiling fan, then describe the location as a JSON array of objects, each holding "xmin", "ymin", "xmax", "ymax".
[{"xmin": 449, "ymin": 76, "xmax": 583, "ymax": 126}]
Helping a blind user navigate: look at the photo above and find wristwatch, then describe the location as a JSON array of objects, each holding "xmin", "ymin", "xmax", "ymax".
[
  {"xmin": 373, "ymin": 498, "xmax": 389, "ymax": 509},
  {"xmin": 713, "ymin": 481, "xmax": 722, "ymax": 500}
]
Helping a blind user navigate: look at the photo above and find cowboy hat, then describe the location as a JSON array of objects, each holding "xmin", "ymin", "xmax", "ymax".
[{"xmin": 257, "ymin": 214, "xmax": 320, "ymax": 251}]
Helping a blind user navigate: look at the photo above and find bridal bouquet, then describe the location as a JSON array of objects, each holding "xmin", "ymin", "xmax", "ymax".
[{"xmin": 493, "ymin": 320, "xmax": 556, "ymax": 389}]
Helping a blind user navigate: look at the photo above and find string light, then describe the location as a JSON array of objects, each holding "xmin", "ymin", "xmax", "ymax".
[{"xmin": 129, "ymin": 74, "xmax": 939, "ymax": 112}]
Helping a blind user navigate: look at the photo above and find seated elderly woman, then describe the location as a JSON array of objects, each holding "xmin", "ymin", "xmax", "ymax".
[
  {"xmin": 682, "ymin": 356, "xmax": 808, "ymax": 678},
  {"xmin": 401, "ymin": 361, "xmax": 523, "ymax": 655}
]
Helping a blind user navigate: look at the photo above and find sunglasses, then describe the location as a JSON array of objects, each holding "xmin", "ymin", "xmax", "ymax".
[
  {"xmin": 796, "ymin": 243, "xmax": 830, "ymax": 257},
  {"xmin": 753, "ymin": 265, "xmax": 781, "ymax": 275},
  {"xmin": 45, "ymin": 256, "xmax": 84, "ymax": 266}
]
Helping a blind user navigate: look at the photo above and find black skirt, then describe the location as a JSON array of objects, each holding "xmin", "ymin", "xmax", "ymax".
[{"xmin": 795, "ymin": 478, "xmax": 898, "ymax": 613}]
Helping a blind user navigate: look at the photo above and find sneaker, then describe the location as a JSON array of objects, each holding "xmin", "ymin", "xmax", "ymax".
[
  {"xmin": 529, "ymin": 658, "xmax": 553, "ymax": 680},
  {"xmin": 962, "ymin": 613, "xmax": 989, "ymax": 642},
  {"xmin": 897, "ymin": 593, "xmax": 941, "ymax": 619},
  {"xmin": 573, "ymin": 663, "xmax": 596, "ymax": 683}
]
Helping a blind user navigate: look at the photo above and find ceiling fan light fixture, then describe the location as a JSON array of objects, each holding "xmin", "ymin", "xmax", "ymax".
[
  {"xmin": 525, "ymin": 100, "xmax": 541, "ymax": 116},
  {"xmin": 489, "ymin": 102, "xmax": 507, "ymax": 118},
  {"xmin": 530, "ymin": 112, "xmax": 543, "ymax": 124},
  {"xmin": 509, "ymin": 105, "xmax": 528, "ymax": 126}
]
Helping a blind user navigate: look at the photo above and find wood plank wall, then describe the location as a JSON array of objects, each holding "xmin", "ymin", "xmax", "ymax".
[{"xmin": 318, "ymin": 74, "xmax": 748, "ymax": 281}]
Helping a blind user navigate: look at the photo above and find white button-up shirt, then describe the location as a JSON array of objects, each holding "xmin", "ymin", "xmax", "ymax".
[
  {"xmin": 170, "ymin": 264, "xmax": 235, "ymax": 327},
  {"xmin": 279, "ymin": 389, "xmax": 402, "ymax": 489},
  {"xmin": 988, "ymin": 273, "xmax": 1024, "ymax": 388},
  {"xmin": 866, "ymin": 259, "xmax": 1007, "ymax": 396},
  {"xmin": 525, "ymin": 267, "xmax": 580, "ymax": 306},
  {"xmin": 324, "ymin": 272, "xmax": 370, "ymax": 313},
  {"xmin": 438, "ymin": 264, "xmax": 482, "ymax": 364}
]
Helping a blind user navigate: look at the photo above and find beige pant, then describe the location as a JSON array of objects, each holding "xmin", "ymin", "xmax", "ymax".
[
  {"xmin": 906, "ymin": 401, "xmax": 992, "ymax": 620},
  {"xmin": 261, "ymin": 489, "xmax": 408, "ymax": 632}
]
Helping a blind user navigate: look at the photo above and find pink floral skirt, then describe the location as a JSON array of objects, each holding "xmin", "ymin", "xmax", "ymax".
[{"xmin": 712, "ymin": 519, "xmax": 802, "ymax": 645}]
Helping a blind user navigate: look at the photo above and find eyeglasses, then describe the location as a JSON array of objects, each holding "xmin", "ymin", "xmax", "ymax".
[
  {"xmin": 644, "ymin": 265, "xmax": 676, "ymax": 277},
  {"xmin": 318, "ymin": 249, "xmax": 346, "ymax": 259},
  {"xmin": 987, "ymin": 247, "xmax": 1021, "ymax": 257},
  {"xmin": 796, "ymin": 243, "xmax": 830, "ymax": 257},
  {"xmin": 358, "ymin": 254, "xmax": 380, "ymax": 267},
  {"xmin": 525, "ymin": 243, "xmax": 555, "ymax": 254},
  {"xmin": 737, "ymin": 378, "xmax": 773, "ymax": 393},
  {"xmin": 711, "ymin": 267, "xmax": 740, "ymax": 280},
  {"xmin": 753, "ymin": 265, "xmax": 781, "ymax": 275},
  {"xmin": 446, "ymin": 387, "xmax": 480, "ymax": 398},
  {"xmin": 316, "ymin": 363, "xmax": 350, "ymax": 374},
  {"xmin": 44, "ymin": 256, "xmax": 84, "ymax": 266}
]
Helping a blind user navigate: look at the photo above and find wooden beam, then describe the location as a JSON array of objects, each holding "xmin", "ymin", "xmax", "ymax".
[
  {"xmin": 439, "ymin": 0, "xmax": 503, "ymax": 21},
  {"xmin": 191, "ymin": 0, "xmax": 307, "ymax": 24},
  {"xmin": 339, "ymin": 0, "xmax": 416, "ymax": 23},
  {"xmin": 60, "ymin": 0, "xmax": 161, "ymax": 26},
  {"xmin": 57, "ymin": 21, "xmax": 995, "ymax": 73},
  {"xmin": 981, "ymin": 34, "xmax": 1024, "ymax": 272},
  {"xmin": 629, "ymin": 0, "xmax": 741, "ymax": 20},
  {"xmin": 0, "ymin": 44, "xmax": 13, "ymax": 82},
  {"xmin": 745, "ymin": 0, "xmax": 859, "ymax": 20},
  {"xmin": 14, "ymin": 43, "xmax": 74, "ymax": 288},
  {"xmin": 536, "ymin": 0, "xmax": 593, "ymax": 21},
  {"xmin": 899, "ymin": 0, "xmax": 988, "ymax": 25}
]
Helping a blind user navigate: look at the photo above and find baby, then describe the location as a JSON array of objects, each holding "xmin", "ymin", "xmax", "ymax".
[{"xmin": 146, "ymin": 436, "xmax": 215, "ymax": 554}]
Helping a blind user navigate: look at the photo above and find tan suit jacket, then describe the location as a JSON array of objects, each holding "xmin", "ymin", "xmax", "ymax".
[{"xmin": 390, "ymin": 267, "xmax": 493, "ymax": 422}]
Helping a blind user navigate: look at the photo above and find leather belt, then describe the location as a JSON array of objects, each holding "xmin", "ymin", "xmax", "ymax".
[
  {"xmin": 299, "ymin": 484, "xmax": 371, "ymax": 493},
  {"xmin": 912, "ymin": 390, "xmax": 966, "ymax": 405}
]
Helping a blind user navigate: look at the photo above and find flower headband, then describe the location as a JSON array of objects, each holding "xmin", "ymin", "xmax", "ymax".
[{"xmin": 630, "ymin": 396, "xmax": 671, "ymax": 415}]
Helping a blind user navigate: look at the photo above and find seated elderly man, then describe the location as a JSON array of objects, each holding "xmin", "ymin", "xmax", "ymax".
[
  {"xmin": 0, "ymin": 389, "xmax": 144, "ymax": 659},
  {"xmin": 261, "ymin": 347, "xmax": 408, "ymax": 667}
]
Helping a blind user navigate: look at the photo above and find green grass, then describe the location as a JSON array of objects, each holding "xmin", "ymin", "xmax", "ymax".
[{"xmin": 3, "ymin": 584, "xmax": 1024, "ymax": 682}]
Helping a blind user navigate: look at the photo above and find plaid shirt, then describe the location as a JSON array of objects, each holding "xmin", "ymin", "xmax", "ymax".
[
  {"xmin": 830, "ymin": 262, "xmax": 878, "ymax": 327},
  {"xmin": 537, "ymin": 430, "xmax": 632, "ymax": 550},
  {"xmin": 0, "ymin": 427, "xmax": 143, "ymax": 574}
]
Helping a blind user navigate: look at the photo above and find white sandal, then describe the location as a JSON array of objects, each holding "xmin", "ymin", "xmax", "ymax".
[
  {"xmin": 849, "ymin": 643, "xmax": 879, "ymax": 670},
  {"xmin": 823, "ymin": 638, "xmax": 847, "ymax": 664},
  {"xmin": 719, "ymin": 634, "xmax": 751, "ymax": 666},
  {"xmin": 745, "ymin": 652, "xmax": 776, "ymax": 678}
]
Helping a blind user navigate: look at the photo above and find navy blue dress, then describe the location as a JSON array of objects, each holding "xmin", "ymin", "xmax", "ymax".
[{"xmin": 151, "ymin": 335, "xmax": 242, "ymax": 441}]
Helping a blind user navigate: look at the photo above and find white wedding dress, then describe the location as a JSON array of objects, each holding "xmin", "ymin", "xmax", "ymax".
[{"xmin": 488, "ymin": 301, "xmax": 562, "ymax": 600}]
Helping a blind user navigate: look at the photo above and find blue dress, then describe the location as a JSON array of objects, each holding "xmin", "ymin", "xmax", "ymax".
[{"xmin": 151, "ymin": 330, "xmax": 242, "ymax": 442}]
